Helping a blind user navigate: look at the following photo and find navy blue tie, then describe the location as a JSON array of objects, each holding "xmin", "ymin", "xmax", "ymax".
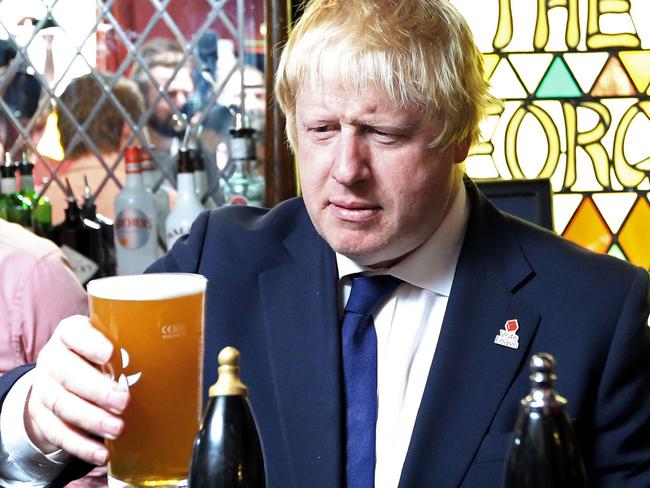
[{"xmin": 342, "ymin": 274, "xmax": 401, "ymax": 488}]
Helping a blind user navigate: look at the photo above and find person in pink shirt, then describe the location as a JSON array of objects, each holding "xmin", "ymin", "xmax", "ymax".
[
  {"xmin": 0, "ymin": 218, "xmax": 109, "ymax": 487},
  {"xmin": 0, "ymin": 218, "xmax": 87, "ymax": 374}
]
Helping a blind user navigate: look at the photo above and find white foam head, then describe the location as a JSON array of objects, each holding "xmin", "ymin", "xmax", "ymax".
[{"xmin": 87, "ymin": 273, "xmax": 207, "ymax": 301}]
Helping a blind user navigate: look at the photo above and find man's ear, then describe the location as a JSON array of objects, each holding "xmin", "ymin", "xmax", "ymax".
[
  {"xmin": 119, "ymin": 123, "xmax": 132, "ymax": 147},
  {"xmin": 452, "ymin": 137, "xmax": 472, "ymax": 164}
]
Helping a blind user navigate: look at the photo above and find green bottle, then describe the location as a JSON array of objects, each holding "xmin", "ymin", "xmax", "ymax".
[
  {"xmin": 0, "ymin": 158, "xmax": 7, "ymax": 221},
  {"xmin": 0, "ymin": 153, "xmax": 20, "ymax": 223},
  {"xmin": 18, "ymin": 153, "xmax": 52, "ymax": 237}
]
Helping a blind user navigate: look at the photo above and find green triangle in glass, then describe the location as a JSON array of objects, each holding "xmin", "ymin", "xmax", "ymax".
[
  {"xmin": 536, "ymin": 56, "xmax": 582, "ymax": 99},
  {"xmin": 607, "ymin": 243, "xmax": 627, "ymax": 261}
]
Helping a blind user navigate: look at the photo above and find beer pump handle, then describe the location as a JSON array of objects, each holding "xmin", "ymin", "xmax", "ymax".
[
  {"xmin": 503, "ymin": 353, "xmax": 588, "ymax": 487},
  {"xmin": 188, "ymin": 347, "xmax": 267, "ymax": 487}
]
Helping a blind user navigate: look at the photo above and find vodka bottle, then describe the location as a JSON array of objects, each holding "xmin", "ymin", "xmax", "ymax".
[
  {"xmin": 503, "ymin": 353, "xmax": 588, "ymax": 488},
  {"xmin": 188, "ymin": 347, "xmax": 266, "ymax": 488},
  {"xmin": 222, "ymin": 113, "xmax": 264, "ymax": 207},
  {"xmin": 140, "ymin": 145, "xmax": 170, "ymax": 255},
  {"xmin": 114, "ymin": 146, "xmax": 158, "ymax": 275},
  {"xmin": 165, "ymin": 146, "xmax": 204, "ymax": 249}
]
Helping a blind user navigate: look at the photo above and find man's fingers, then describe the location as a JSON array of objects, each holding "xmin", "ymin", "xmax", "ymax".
[
  {"xmin": 40, "ymin": 340, "xmax": 129, "ymax": 414},
  {"xmin": 56, "ymin": 316, "xmax": 114, "ymax": 365},
  {"xmin": 26, "ymin": 314, "xmax": 129, "ymax": 455},
  {"xmin": 35, "ymin": 376, "xmax": 125, "ymax": 441},
  {"xmin": 28, "ymin": 404, "xmax": 110, "ymax": 466}
]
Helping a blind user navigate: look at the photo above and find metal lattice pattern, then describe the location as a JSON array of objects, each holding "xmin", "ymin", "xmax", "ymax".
[{"xmin": 0, "ymin": 0, "xmax": 262, "ymax": 218}]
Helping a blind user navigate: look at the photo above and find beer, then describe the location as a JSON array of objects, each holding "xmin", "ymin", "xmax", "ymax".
[{"xmin": 88, "ymin": 273, "xmax": 207, "ymax": 487}]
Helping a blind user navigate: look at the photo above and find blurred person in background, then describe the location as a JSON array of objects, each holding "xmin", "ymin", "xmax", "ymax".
[
  {"xmin": 132, "ymin": 36, "xmax": 231, "ymax": 203},
  {"xmin": 131, "ymin": 38, "xmax": 195, "ymax": 156},
  {"xmin": 215, "ymin": 64, "xmax": 265, "ymax": 173},
  {"xmin": 0, "ymin": 38, "xmax": 49, "ymax": 156},
  {"xmin": 34, "ymin": 72, "xmax": 144, "ymax": 224}
]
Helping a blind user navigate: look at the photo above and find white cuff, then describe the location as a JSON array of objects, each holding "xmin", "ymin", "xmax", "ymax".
[{"xmin": 0, "ymin": 370, "xmax": 69, "ymax": 486}]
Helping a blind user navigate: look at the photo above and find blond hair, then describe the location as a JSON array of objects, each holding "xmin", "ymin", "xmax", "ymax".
[{"xmin": 275, "ymin": 0, "xmax": 494, "ymax": 150}]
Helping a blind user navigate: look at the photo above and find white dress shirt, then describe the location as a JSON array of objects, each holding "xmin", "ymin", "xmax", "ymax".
[
  {"xmin": 0, "ymin": 184, "xmax": 469, "ymax": 487},
  {"xmin": 336, "ymin": 183, "xmax": 469, "ymax": 488}
]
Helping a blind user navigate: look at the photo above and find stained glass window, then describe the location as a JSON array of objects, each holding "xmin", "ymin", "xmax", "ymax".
[{"xmin": 453, "ymin": 0, "xmax": 650, "ymax": 269}]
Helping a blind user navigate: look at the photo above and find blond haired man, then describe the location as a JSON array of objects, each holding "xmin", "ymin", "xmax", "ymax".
[{"xmin": 1, "ymin": 1, "xmax": 649, "ymax": 487}]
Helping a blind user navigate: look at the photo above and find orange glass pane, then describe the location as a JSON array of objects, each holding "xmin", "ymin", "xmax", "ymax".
[
  {"xmin": 591, "ymin": 56, "xmax": 637, "ymax": 97},
  {"xmin": 483, "ymin": 54, "xmax": 500, "ymax": 81},
  {"xmin": 562, "ymin": 197, "xmax": 612, "ymax": 254},
  {"xmin": 618, "ymin": 197, "xmax": 650, "ymax": 268}
]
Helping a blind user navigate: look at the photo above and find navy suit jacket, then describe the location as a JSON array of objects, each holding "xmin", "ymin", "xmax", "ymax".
[{"xmin": 2, "ymin": 182, "xmax": 649, "ymax": 487}]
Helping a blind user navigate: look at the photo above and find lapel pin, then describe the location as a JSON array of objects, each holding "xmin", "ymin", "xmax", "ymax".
[{"xmin": 494, "ymin": 319, "xmax": 520, "ymax": 349}]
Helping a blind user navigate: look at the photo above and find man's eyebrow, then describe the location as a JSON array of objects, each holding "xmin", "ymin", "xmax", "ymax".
[{"xmin": 358, "ymin": 120, "xmax": 416, "ymax": 131}]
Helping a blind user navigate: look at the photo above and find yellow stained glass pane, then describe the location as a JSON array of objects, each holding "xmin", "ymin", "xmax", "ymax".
[
  {"xmin": 466, "ymin": 155, "xmax": 500, "ymax": 179},
  {"xmin": 508, "ymin": 53, "xmax": 553, "ymax": 94},
  {"xmin": 553, "ymin": 194, "xmax": 583, "ymax": 235},
  {"xmin": 563, "ymin": 196, "xmax": 612, "ymax": 254},
  {"xmin": 489, "ymin": 58, "xmax": 528, "ymax": 100},
  {"xmin": 619, "ymin": 50, "xmax": 650, "ymax": 93},
  {"xmin": 592, "ymin": 192, "xmax": 637, "ymax": 233},
  {"xmin": 564, "ymin": 52, "xmax": 609, "ymax": 94},
  {"xmin": 591, "ymin": 55, "xmax": 637, "ymax": 97},
  {"xmin": 483, "ymin": 54, "xmax": 500, "ymax": 81},
  {"xmin": 618, "ymin": 197, "xmax": 650, "ymax": 268}
]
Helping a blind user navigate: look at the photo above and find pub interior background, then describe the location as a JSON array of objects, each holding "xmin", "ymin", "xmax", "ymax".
[{"xmin": 0, "ymin": 0, "xmax": 648, "ymax": 278}]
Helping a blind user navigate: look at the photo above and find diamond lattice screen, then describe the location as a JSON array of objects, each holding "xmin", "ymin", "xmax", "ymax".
[
  {"xmin": 0, "ymin": 0, "xmax": 264, "ymax": 224},
  {"xmin": 452, "ymin": 0, "xmax": 650, "ymax": 269}
]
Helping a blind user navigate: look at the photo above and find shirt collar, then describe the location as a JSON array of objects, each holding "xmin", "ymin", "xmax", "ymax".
[{"xmin": 335, "ymin": 182, "xmax": 470, "ymax": 297}]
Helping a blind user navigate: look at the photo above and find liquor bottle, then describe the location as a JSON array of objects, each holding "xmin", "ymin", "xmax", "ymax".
[
  {"xmin": 18, "ymin": 153, "xmax": 52, "ymax": 236},
  {"xmin": 81, "ymin": 176, "xmax": 114, "ymax": 277},
  {"xmin": 114, "ymin": 146, "xmax": 158, "ymax": 275},
  {"xmin": 188, "ymin": 346, "xmax": 266, "ymax": 488},
  {"xmin": 503, "ymin": 353, "xmax": 588, "ymax": 488},
  {"xmin": 191, "ymin": 145, "xmax": 216, "ymax": 209},
  {"xmin": 0, "ymin": 153, "xmax": 17, "ymax": 220},
  {"xmin": 52, "ymin": 179, "xmax": 104, "ymax": 285},
  {"xmin": 140, "ymin": 145, "xmax": 170, "ymax": 255},
  {"xmin": 9, "ymin": 153, "xmax": 31, "ymax": 227},
  {"xmin": 222, "ymin": 113, "xmax": 264, "ymax": 207},
  {"xmin": 1, "ymin": 153, "xmax": 22, "ymax": 224},
  {"xmin": 165, "ymin": 146, "xmax": 204, "ymax": 249}
]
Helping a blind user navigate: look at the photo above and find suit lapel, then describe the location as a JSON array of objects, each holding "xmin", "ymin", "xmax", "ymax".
[
  {"xmin": 258, "ymin": 213, "xmax": 343, "ymax": 488},
  {"xmin": 399, "ymin": 184, "xmax": 541, "ymax": 487}
]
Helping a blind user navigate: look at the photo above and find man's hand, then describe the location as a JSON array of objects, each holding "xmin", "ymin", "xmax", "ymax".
[{"xmin": 25, "ymin": 315, "xmax": 130, "ymax": 465}]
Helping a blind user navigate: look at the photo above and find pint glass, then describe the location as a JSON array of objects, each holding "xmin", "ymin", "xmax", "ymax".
[{"xmin": 87, "ymin": 273, "xmax": 207, "ymax": 488}]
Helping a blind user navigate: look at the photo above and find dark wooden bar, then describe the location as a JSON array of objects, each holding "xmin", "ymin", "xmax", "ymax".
[{"xmin": 263, "ymin": 0, "xmax": 298, "ymax": 207}]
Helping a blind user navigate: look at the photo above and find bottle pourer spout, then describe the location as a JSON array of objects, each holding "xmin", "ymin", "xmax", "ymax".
[{"xmin": 64, "ymin": 177, "xmax": 76, "ymax": 204}]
